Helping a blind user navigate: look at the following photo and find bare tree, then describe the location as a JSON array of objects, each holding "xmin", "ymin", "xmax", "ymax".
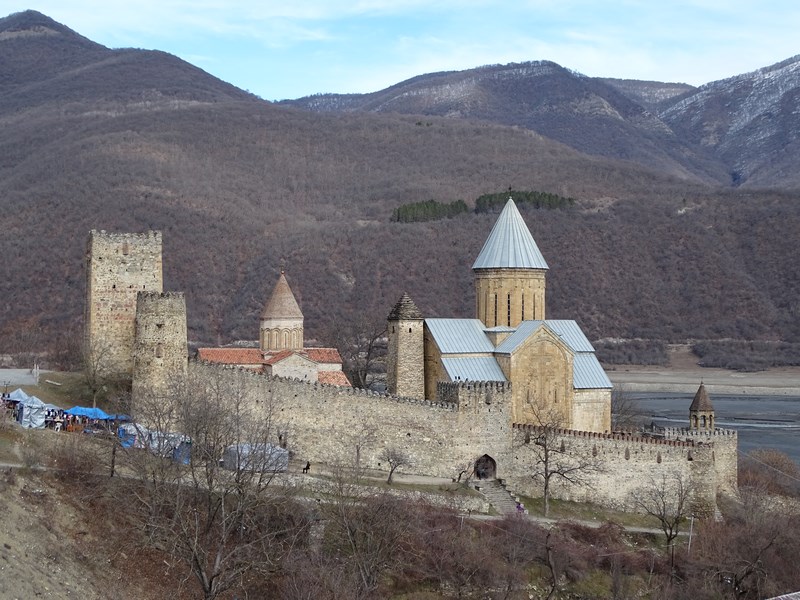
[
  {"xmin": 120, "ymin": 368, "xmax": 306, "ymax": 599},
  {"xmin": 326, "ymin": 314, "xmax": 386, "ymax": 390},
  {"xmin": 630, "ymin": 474, "xmax": 692, "ymax": 546},
  {"xmin": 78, "ymin": 339, "xmax": 131, "ymax": 408},
  {"xmin": 611, "ymin": 384, "xmax": 644, "ymax": 432},
  {"xmin": 379, "ymin": 447, "xmax": 411, "ymax": 484},
  {"xmin": 520, "ymin": 396, "xmax": 599, "ymax": 517},
  {"xmin": 322, "ymin": 467, "xmax": 421, "ymax": 596}
]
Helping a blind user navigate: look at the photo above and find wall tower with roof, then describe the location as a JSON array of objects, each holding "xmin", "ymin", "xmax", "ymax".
[
  {"xmin": 473, "ymin": 199, "xmax": 548, "ymax": 328},
  {"xmin": 689, "ymin": 382, "xmax": 715, "ymax": 432},
  {"xmin": 260, "ymin": 271, "xmax": 304, "ymax": 352},
  {"xmin": 387, "ymin": 293, "xmax": 425, "ymax": 399}
]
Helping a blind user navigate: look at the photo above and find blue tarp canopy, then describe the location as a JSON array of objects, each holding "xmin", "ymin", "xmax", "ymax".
[{"xmin": 65, "ymin": 406, "xmax": 112, "ymax": 420}]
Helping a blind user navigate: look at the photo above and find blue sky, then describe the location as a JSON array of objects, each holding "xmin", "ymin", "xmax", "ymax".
[{"xmin": 3, "ymin": 1, "xmax": 798, "ymax": 100}]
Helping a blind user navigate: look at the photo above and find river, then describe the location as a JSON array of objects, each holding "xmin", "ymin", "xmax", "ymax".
[{"xmin": 630, "ymin": 392, "xmax": 800, "ymax": 463}]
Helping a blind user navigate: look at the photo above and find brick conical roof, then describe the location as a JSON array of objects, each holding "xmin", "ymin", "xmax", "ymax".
[
  {"xmin": 690, "ymin": 383, "xmax": 714, "ymax": 412},
  {"xmin": 388, "ymin": 293, "xmax": 423, "ymax": 320},
  {"xmin": 261, "ymin": 272, "xmax": 303, "ymax": 319}
]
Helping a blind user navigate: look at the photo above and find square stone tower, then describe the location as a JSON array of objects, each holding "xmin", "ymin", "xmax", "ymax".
[{"xmin": 84, "ymin": 230, "xmax": 163, "ymax": 379}]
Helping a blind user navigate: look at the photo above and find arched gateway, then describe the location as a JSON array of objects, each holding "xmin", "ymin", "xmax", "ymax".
[{"xmin": 474, "ymin": 454, "xmax": 497, "ymax": 480}]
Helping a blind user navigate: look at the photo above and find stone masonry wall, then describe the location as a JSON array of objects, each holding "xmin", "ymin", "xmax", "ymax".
[
  {"xmin": 188, "ymin": 362, "xmax": 512, "ymax": 480},
  {"xmin": 85, "ymin": 230, "xmax": 162, "ymax": 377},
  {"xmin": 505, "ymin": 426, "xmax": 722, "ymax": 516},
  {"xmin": 665, "ymin": 427, "xmax": 739, "ymax": 496},
  {"xmin": 387, "ymin": 319, "xmax": 424, "ymax": 399},
  {"xmin": 180, "ymin": 363, "xmax": 735, "ymax": 515},
  {"xmin": 132, "ymin": 291, "xmax": 187, "ymax": 402},
  {"xmin": 572, "ymin": 388, "xmax": 612, "ymax": 433}
]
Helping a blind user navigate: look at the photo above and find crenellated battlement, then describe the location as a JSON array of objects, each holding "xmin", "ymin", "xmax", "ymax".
[
  {"xmin": 89, "ymin": 229, "xmax": 162, "ymax": 242},
  {"xmin": 664, "ymin": 427, "xmax": 738, "ymax": 440},
  {"xmin": 512, "ymin": 423, "xmax": 699, "ymax": 448},
  {"xmin": 193, "ymin": 360, "xmax": 459, "ymax": 411}
]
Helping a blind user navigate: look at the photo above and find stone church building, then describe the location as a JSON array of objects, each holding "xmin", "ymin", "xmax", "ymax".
[
  {"xmin": 196, "ymin": 271, "xmax": 350, "ymax": 386},
  {"xmin": 387, "ymin": 198, "xmax": 612, "ymax": 433}
]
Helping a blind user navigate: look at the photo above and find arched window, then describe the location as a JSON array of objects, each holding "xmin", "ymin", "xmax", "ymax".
[
  {"xmin": 155, "ymin": 344, "xmax": 163, "ymax": 358},
  {"xmin": 494, "ymin": 294, "xmax": 498, "ymax": 327},
  {"xmin": 507, "ymin": 293, "xmax": 511, "ymax": 326}
]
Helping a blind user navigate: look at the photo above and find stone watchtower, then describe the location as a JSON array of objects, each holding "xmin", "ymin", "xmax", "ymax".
[
  {"xmin": 386, "ymin": 293, "xmax": 424, "ymax": 399},
  {"xmin": 132, "ymin": 292, "xmax": 188, "ymax": 402},
  {"xmin": 472, "ymin": 199, "xmax": 549, "ymax": 328},
  {"xmin": 84, "ymin": 230, "xmax": 163, "ymax": 379},
  {"xmin": 689, "ymin": 382, "xmax": 715, "ymax": 432},
  {"xmin": 260, "ymin": 271, "xmax": 304, "ymax": 352}
]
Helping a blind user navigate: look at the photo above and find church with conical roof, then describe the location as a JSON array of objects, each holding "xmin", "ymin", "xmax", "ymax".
[
  {"xmin": 196, "ymin": 271, "xmax": 351, "ymax": 386},
  {"xmin": 387, "ymin": 198, "xmax": 612, "ymax": 433}
]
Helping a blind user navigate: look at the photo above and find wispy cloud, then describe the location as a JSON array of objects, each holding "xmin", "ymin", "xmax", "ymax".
[{"xmin": 4, "ymin": 0, "xmax": 798, "ymax": 97}]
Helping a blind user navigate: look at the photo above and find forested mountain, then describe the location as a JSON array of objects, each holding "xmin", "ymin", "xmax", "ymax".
[{"xmin": 1, "ymin": 10, "xmax": 799, "ymax": 360}]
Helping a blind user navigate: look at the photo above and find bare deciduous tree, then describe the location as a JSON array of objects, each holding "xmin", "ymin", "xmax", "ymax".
[
  {"xmin": 325, "ymin": 315, "xmax": 386, "ymax": 390},
  {"xmin": 630, "ymin": 474, "xmax": 692, "ymax": 546},
  {"xmin": 121, "ymin": 368, "xmax": 306, "ymax": 600},
  {"xmin": 611, "ymin": 384, "xmax": 644, "ymax": 432},
  {"xmin": 520, "ymin": 396, "xmax": 599, "ymax": 517},
  {"xmin": 379, "ymin": 447, "xmax": 411, "ymax": 484}
]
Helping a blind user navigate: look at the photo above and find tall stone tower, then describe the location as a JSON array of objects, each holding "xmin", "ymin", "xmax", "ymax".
[
  {"xmin": 472, "ymin": 199, "xmax": 548, "ymax": 328},
  {"xmin": 132, "ymin": 292, "xmax": 188, "ymax": 403},
  {"xmin": 386, "ymin": 293, "xmax": 424, "ymax": 399},
  {"xmin": 689, "ymin": 382, "xmax": 715, "ymax": 432},
  {"xmin": 85, "ymin": 230, "xmax": 163, "ymax": 379},
  {"xmin": 260, "ymin": 271, "xmax": 304, "ymax": 351}
]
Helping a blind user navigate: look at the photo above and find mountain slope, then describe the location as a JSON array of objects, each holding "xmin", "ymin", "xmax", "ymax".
[
  {"xmin": 280, "ymin": 61, "xmax": 730, "ymax": 185},
  {"xmin": 659, "ymin": 55, "xmax": 800, "ymax": 188},
  {"xmin": 1, "ymin": 11, "xmax": 800, "ymax": 360}
]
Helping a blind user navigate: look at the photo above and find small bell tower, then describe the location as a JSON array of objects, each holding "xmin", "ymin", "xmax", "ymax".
[{"xmin": 689, "ymin": 382, "xmax": 715, "ymax": 432}]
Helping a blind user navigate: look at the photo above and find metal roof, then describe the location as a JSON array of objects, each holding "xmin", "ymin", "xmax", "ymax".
[
  {"xmin": 442, "ymin": 357, "xmax": 507, "ymax": 382},
  {"xmin": 495, "ymin": 320, "xmax": 595, "ymax": 354},
  {"xmin": 573, "ymin": 354, "xmax": 613, "ymax": 389},
  {"xmin": 472, "ymin": 199, "xmax": 549, "ymax": 270},
  {"xmin": 425, "ymin": 318, "xmax": 495, "ymax": 354}
]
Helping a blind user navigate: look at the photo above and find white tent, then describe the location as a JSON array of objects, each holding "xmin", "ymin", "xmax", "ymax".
[
  {"xmin": 18, "ymin": 395, "xmax": 47, "ymax": 429},
  {"xmin": 8, "ymin": 388, "xmax": 30, "ymax": 402}
]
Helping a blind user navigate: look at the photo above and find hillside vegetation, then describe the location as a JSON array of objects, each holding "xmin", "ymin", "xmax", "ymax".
[{"xmin": 1, "ymin": 10, "xmax": 800, "ymax": 362}]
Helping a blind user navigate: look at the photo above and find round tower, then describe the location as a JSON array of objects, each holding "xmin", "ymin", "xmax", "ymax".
[
  {"xmin": 472, "ymin": 199, "xmax": 548, "ymax": 328},
  {"xmin": 260, "ymin": 271, "xmax": 304, "ymax": 351},
  {"xmin": 386, "ymin": 293, "xmax": 425, "ymax": 399},
  {"xmin": 132, "ymin": 291, "xmax": 187, "ymax": 404},
  {"xmin": 689, "ymin": 382, "xmax": 715, "ymax": 432}
]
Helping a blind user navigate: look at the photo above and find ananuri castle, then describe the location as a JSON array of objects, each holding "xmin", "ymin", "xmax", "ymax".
[{"xmin": 84, "ymin": 199, "xmax": 737, "ymax": 516}]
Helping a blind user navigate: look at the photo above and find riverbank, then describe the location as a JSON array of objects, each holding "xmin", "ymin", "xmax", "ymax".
[{"xmin": 606, "ymin": 345, "xmax": 800, "ymax": 395}]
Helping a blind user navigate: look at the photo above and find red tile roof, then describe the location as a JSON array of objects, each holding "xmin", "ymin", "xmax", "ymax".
[
  {"xmin": 197, "ymin": 347, "xmax": 263, "ymax": 365},
  {"xmin": 305, "ymin": 347, "xmax": 343, "ymax": 364},
  {"xmin": 262, "ymin": 350, "xmax": 295, "ymax": 365},
  {"xmin": 318, "ymin": 371, "xmax": 352, "ymax": 387}
]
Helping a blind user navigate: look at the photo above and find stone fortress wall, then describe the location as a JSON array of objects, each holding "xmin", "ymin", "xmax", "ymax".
[
  {"xmin": 189, "ymin": 361, "xmax": 737, "ymax": 514},
  {"xmin": 85, "ymin": 230, "xmax": 162, "ymax": 377}
]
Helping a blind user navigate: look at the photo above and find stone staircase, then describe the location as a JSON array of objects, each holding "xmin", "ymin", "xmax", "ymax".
[{"xmin": 475, "ymin": 479, "xmax": 527, "ymax": 515}]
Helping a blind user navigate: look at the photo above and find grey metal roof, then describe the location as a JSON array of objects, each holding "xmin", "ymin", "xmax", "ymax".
[
  {"xmin": 425, "ymin": 318, "xmax": 495, "ymax": 354},
  {"xmin": 442, "ymin": 357, "xmax": 507, "ymax": 382},
  {"xmin": 495, "ymin": 320, "xmax": 595, "ymax": 354},
  {"xmin": 573, "ymin": 354, "xmax": 613, "ymax": 389},
  {"xmin": 472, "ymin": 199, "xmax": 549, "ymax": 270}
]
